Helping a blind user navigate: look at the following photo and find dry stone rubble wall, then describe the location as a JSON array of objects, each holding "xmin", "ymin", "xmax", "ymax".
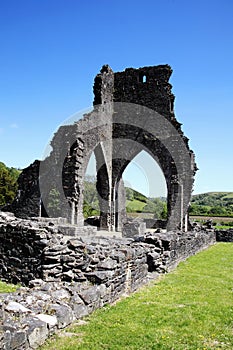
[
  {"xmin": 0, "ymin": 212, "xmax": 216, "ymax": 349},
  {"xmin": 215, "ymin": 229, "xmax": 233, "ymax": 242}
]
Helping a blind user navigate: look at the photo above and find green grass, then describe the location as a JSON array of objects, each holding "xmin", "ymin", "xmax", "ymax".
[
  {"xmin": 216, "ymin": 226, "xmax": 233, "ymax": 230},
  {"xmin": 40, "ymin": 243, "xmax": 233, "ymax": 350},
  {"xmin": 0, "ymin": 280, "xmax": 19, "ymax": 293},
  {"xmin": 126, "ymin": 199, "xmax": 146, "ymax": 212}
]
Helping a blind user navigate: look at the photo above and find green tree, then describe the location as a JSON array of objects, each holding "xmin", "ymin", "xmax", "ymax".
[
  {"xmin": 208, "ymin": 206, "xmax": 227, "ymax": 216},
  {"xmin": 83, "ymin": 200, "xmax": 99, "ymax": 219},
  {"xmin": 143, "ymin": 197, "xmax": 167, "ymax": 219},
  {"xmin": 125, "ymin": 187, "xmax": 134, "ymax": 201},
  {"xmin": 83, "ymin": 176, "xmax": 100, "ymax": 218},
  {"xmin": 0, "ymin": 163, "xmax": 20, "ymax": 207},
  {"xmin": 160, "ymin": 203, "xmax": 168, "ymax": 219}
]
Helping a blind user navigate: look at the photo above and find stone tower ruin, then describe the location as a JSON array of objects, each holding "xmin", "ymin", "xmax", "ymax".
[{"xmin": 5, "ymin": 64, "xmax": 197, "ymax": 232}]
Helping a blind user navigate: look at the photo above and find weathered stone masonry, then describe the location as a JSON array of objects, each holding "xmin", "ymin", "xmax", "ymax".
[
  {"xmin": 5, "ymin": 64, "xmax": 197, "ymax": 232},
  {"xmin": 0, "ymin": 212, "xmax": 216, "ymax": 349},
  {"xmin": 0, "ymin": 213, "xmax": 216, "ymax": 287},
  {"xmin": 0, "ymin": 64, "xmax": 206, "ymax": 349},
  {"xmin": 216, "ymin": 229, "xmax": 233, "ymax": 242}
]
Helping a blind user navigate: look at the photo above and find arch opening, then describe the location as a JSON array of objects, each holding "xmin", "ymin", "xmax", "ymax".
[
  {"xmin": 83, "ymin": 152, "xmax": 100, "ymax": 222},
  {"xmin": 122, "ymin": 150, "xmax": 168, "ymax": 230},
  {"xmin": 83, "ymin": 143, "xmax": 111, "ymax": 230}
]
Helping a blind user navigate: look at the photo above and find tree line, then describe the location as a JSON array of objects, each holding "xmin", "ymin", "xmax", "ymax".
[
  {"xmin": 189, "ymin": 192, "xmax": 233, "ymax": 217},
  {"xmin": 0, "ymin": 162, "xmax": 21, "ymax": 207}
]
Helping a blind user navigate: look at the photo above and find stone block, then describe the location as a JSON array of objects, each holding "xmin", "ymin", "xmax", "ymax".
[
  {"xmin": 26, "ymin": 317, "xmax": 48, "ymax": 349},
  {"xmin": 122, "ymin": 220, "xmax": 146, "ymax": 238},
  {"xmin": 47, "ymin": 304, "xmax": 74, "ymax": 329}
]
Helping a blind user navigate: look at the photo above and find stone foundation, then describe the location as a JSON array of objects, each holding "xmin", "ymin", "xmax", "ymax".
[
  {"xmin": 216, "ymin": 229, "xmax": 233, "ymax": 242},
  {"xmin": 0, "ymin": 212, "xmax": 216, "ymax": 349}
]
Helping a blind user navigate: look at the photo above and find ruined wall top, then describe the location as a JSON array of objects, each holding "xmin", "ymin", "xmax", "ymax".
[
  {"xmin": 4, "ymin": 64, "xmax": 196, "ymax": 231},
  {"xmin": 93, "ymin": 64, "xmax": 181, "ymax": 131}
]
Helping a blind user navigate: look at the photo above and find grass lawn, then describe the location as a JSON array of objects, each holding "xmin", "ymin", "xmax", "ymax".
[
  {"xmin": 41, "ymin": 243, "xmax": 233, "ymax": 349},
  {"xmin": 0, "ymin": 280, "xmax": 19, "ymax": 293},
  {"xmin": 126, "ymin": 199, "xmax": 146, "ymax": 213}
]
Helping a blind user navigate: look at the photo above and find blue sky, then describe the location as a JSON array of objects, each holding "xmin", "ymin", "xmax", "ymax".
[{"xmin": 0, "ymin": 0, "xmax": 232, "ymax": 195}]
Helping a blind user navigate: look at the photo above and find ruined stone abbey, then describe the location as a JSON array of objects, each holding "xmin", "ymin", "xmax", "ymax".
[
  {"xmin": 2, "ymin": 64, "xmax": 222, "ymax": 350},
  {"xmin": 6, "ymin": 64, "xmax": 197, "ymax": 233}
]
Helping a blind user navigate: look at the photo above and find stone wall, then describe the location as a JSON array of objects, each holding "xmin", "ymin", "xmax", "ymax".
[
  {"xmin": 0, "ymin": 212, "xmax": 216, "ymax": 349},
  {"xmin": 3, "ymin": 161, "xmax": 41, "ymax": 219},
  {"xmin": 4, "ymin": 64, "xmax": 197, "ymax": 232},
  {"xmin": 0, "ymin": 212, "xmax": 216, "ymax": 287},
  {"xmin": 216, "ymin": 229, "xmax": 233, "ymax": 242},
  {"xmin": 113, "ymin": 65, "xmax": 177, "ymax": 126}
]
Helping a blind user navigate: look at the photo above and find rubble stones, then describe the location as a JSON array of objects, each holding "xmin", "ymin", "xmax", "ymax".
[
  {"xmin": 215, "ymin": 229, "xmax": 233, "ymax": 242},
  {"xmin": 122, "ymin": 219, "xmax": 147, "ymax": 237},
  {"xmin": 0, "ymin": 212, "xmax": 218, "ymax": 349}
]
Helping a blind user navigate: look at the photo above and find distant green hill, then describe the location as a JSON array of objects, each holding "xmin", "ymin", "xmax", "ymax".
[
  {"xmin": 125, "ymin": 187, "xmax": 167, "ymax": 219},
  {"xmin": 65, "ymin": 183, "xmax": 233, "ymax": 219},
  {"xmin": 125, "ymin": 190, "xmax": 233, "ymax": 218},
  {"xmin": 124, "ymin": 190, "xmax": 233, "ymax": 218},
  {"xmin": 190, "ymin": 192, "xmax": 233, "ymax": 217},
  {"xmin": 83, "ymin": 177, "xmax": 167, "ymax": 219}
]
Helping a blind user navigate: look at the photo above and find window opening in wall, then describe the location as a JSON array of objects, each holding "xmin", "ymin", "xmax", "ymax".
[{"xmin": 139, "ymin": 74, "xmax": 147, "ymax": 83}]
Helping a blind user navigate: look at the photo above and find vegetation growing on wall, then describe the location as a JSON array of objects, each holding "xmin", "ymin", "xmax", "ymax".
[{"xmin": 0, "ymin": 280, "xmax": 19, "ymax": 293}]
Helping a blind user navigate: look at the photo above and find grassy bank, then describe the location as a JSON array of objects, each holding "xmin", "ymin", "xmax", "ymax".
[
  {"xmin": 0, "ymin": 280, "xmax": 19, "ymax": 293},
  {"xmin": 40, "ymin": 243, "xmax": 233, "ymax": 350}
]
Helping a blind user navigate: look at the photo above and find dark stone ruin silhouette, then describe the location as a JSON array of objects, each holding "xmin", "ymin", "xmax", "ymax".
[
  {"xmin": 6, "ymin": 64, "xmax": 197, "ymax": 233},
  {"xmin": 3, "ymin": 65, "xmax": 229, "ymax": 350}
]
